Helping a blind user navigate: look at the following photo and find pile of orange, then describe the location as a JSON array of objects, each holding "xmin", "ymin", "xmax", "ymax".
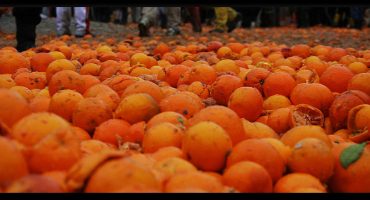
[{"xmin": 0, "ymin": 34, "xmax": 369, "ymax": 193}]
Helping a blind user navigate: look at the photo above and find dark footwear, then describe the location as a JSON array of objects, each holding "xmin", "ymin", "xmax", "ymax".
[
  {"xmin": 57, "ymin": 31, "xmax": 71, "ymax": 37},
  {"xmin": 227, "ymin": 12, "xmax": 242, "ymax": 33},
  {"xmin": 193, "ymin": 25, "xmax": 202, "ymax": 33},
  {"xmin": 166, "ymin": 28, "xmax": 180, "ymax": 36},
  {"xmin": 138, "ymin": 22, "xmax": 150, "ymax": 37},
  {"xmin": 209, "ymin": 28, "xmax": 225, "ymax": 33}
]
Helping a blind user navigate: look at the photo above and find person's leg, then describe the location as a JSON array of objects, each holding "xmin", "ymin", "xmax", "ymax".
[
  {"xmin": 56, "ymin": 7, "xmax": 71, "ymax": 36},
  {"xmin": 187, "ymin": 7, "xmax": 202, "ymax": 32},
  {"xmin": 159, "ymin": 7, "xmax": 167, "ymax": 28},
  {"xmin": 212, "ymin": 7, "xmax": 228, "ymax": 32},
  {"xmin": 130, "ymin": 7, "xmax": 142, "ymax": 23},
  {"xmin": 41, "ymin": 7, "xmax": 48, "ymax": 19},
  {"xmin": 165, "ymin": 7, "xmax": 181, "ymax": 36},
  {"xmin": 74, "ymin": 7, "xmax": 88, "ymax": 37},
  {"xmin": 85, "ymin": 7, "xmax": 91, "ymax": 35},
  {"xmin": 121, "ymin": 7, "xmax": 128, "ymax": 24},
  {"xmin": 130, "ymin": 7, "xmax": 137, "ymax": 23},
  {"xmin": 13, "ymin": 7, "xmax": 42, "ymax": 52},
  {"xmin": 138, "ymin": 7, "xmax": 159, "ymax": 37},
  {"xmin": 226, "ymin": 7, "xmax": 241, "ymax": 32}
]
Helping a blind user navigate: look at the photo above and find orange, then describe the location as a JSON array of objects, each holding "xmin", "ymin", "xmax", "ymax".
[
  {"xmin": 210, "ymin": 74, "xmax": 243, "ymax": 105},
  {"xmin": 187, "ymin": 81, "xmax": 210, "ymax": 99},
  {"xmin": 83, "ymin": 84, "xmax": 120, "ymax": 111},
  {"xmin": 0, "ymin": 52, "xmax": 30, "ymax": 74},
  {"xmin": 0, "ymin": 136, "xmax": 29, "ymax": 187},
  {"xmin": 348, "ymin": 73, "xmax": 370, "ymax": 95},
  {"xmin": 290, "ymin": 83, "xmax": 334, "ymax": 115},
  {"xmin": 214, "ymin": 59, "xmax": 240, "ymax": 74},
  {"xmin": 329, "ymin": 90, "xmax": 369, "ymax": 131},
  {"xmin": 329, "ymin": 142, "xmax": 370, "ymax": 192},
  {"xmin": 30, "ymin": 53, "xmax": 55, "ymax": 72},
  {"xmin": 207, "ymin": 41, "xmax": 223, "ymax": 52},
  {"xmin": 327, "ymin": 48, "xmax": 347, "ymax": 61},
  {"xmin": 0, "ymin": 89, "xmax": 31, "ymax": 129},
  {"xmin": 147, "ymin": 111, "xmax": 187, "ymax": 129},
  {"xmin": 187, "ymin": 64, "xmax": 217, "ymax": 85},
  {"xmin": 263, "ymin": 94, "xmax": 291, "ymax": 110},
  {"xmin": 72, "ymin": 97, "xmax": 113, "ymax": 133},
  {"xmin": 266, "ymin": 107, "xmax": 292, "ymax": 134},
  {"xmin": 291, "ymin": 44, "xmax": 311, "ymax": 59},
  {"xmin": 189, "ymin": 105, "xmax": 246, "ymax": 145},
  {"xmin": 48, "ymin": 70, "xmax": 84, "ymax": 96},
  {"xmin": 5, "ymin": 174, "xmax": 63, "ymax": 193},
  {"xmin": 226, "ymin": 138, "xmax": 285, "ymax": 182},
  {"xmin": 346, "ymin": 104, "xmax": 370, "ymax": 143},
  {"xmin": 71, "ymin": 126, "xmax": 91, "ymax": 141},
  {"xmin": 49, "ymin": 89, "xmax": 84, "ymax": 122},
  {"xmin": 150, "ymin": 146, "xmax": 185, "ymax": 161},
  {"xmin": 164, "ymin": 64, "xmax": 189, "ymax": 87},
  {"xmin": 26, "ymin": 127, "xmax": 82, "ymax": 173},
  {"xmin": 80, "ymin": 75, "xmax": 100, "ymax": 93},
  {"xmin": 153, "ymin": 157, "xmax": 197, "ymax": 182},
  {"xmin": 0, "ymin": 74, "xmax": 16, "ymax": 89},
  {"xmin": 14, "ymin": 72, "xmax": 47, "ymax": 90},
  {"xmin": 182, "ymin": 121, "xmax": 232, "ymax": 171},
  {"xmin": 142, "ymin": 122, "xmax": 184, "ymax": 153},
  {"xmin": 159, "ymin": 92, "xmax": 204, "ymax": 119},
  {"xmin": 217, "ymin": 46, "xmax": 232, "ymax": 59},
  {"xmin": 85, "ymin": 157, "xmax": 162, "ymax": 192},
  {"xmin": 289, "ymin": 104, "xmax": 325, "ymax": 127},
  {"xmin": 153, "ymin": 43, "xmax": 170, "ymax": 57},
  {"xmin": 228, "ymin": 87, "xmax": 264, "ymax": 121},
  {"xmin": 244, "ymin": 68, "xmax": 271, "ymax": 95},
  {"xmin": 304, "ymin": 59, "xmax": 328, "ymax": 76},
  {"xmin": 287, "ymin": 138, "xmax": 335, "ymax": 182},
  {"xmin": 122, "ymin": 80, "xmax": 164, "ymax": 103},
  {"xmin": 261, "ymin": 138, "xmax": 292, "ymax": 164},
  {"xmin": 165, "ymin": 171, "xmax": 224, "ymax": 193},
  {"xmin": 79, "ymin": 139, "xmax": 116, "ymax": 155},
  {"xmin": 80, "ymin": 63, "xmax": 101, "ymax": 76},
  {"xmin": 347, "ymin": 62, "xmax": 368, "ymax": 74},
  {"xmin": 280, "ymin": 125, "xmax": 332, "ymax": 148},
  {"xmin": 10, "ymin": 85, "xmax": 34, "ymax": 102},
  {"xmin": 263, "ymin": 72, "xmax": 296, "ymax": 97},
  {"xmin": 46, "ymin": 59, "xmax": 76, "ymax": 82},
  {"xmin": 223, "ymin": 161, "xmax": 273, "ymax": 193},
  {"xmin": 294, "ymin": 69, "xmax": 320, "ymax": 84},
  {"xmin": 29, "ymin": 96, "xmax": 50, "ymax": 113},
  {"xmin": 226, "ymin": 42, "xmax": 245, "ymax": 54},
  {"xmin": 274, "ymin": 173, "xmax": 326, "ymax": 193},
  {"xmin": 115, "ymin": 93, "xmax": 159, "ymax": 124},
  {"xmin": 319, "ymin": 65, "xmax": 354, "ymax": 93},
  {"xmin": 93, "ymin": 119, "xmax": 131, "ymax": 146},
  {"xmin": 242, "ymin": 119, "xmax": 279, "ymax": 139}
]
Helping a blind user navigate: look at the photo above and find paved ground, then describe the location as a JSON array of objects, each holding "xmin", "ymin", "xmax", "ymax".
[{"xmin": 1, "ymin": 14, "xmax": 370, "ymax": 50}]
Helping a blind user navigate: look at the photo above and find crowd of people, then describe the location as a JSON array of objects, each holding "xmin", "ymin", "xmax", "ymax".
[{"xmin": 1, "ymin": 6, "xmax": 370, "ymax": 52}]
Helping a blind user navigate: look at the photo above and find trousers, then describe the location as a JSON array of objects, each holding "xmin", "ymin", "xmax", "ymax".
[
  {"xmin": 56, "ymin": 7, "xmax": 88, "ymax": 36},
  {"xmin": 214, "ymin": 7, "xmax": 238, "ymax": 31},
  {"xmin": 13, "ymin": 7, "xmax": 42, "ymax": 52},
  {"xmin": 140, "ymin": 7, "xmax": 181, "ymax": 30}
]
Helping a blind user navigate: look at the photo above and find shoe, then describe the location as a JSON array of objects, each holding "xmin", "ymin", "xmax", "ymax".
[
  {"xmin": 75, "ymin": 34, "xmax": 84, "ymax": 38},
  {"xmin": 209, "ymin": 28, "xmax": 225, "ymax": 33},
  {"xmin": 193, "ymin": 25, "xmax": 202, "ymax": 33},
  {"xmin": 166, "ymin": 28, "xmax": 180, "ymax": 36},
  {"xmin": 40, "ymin": 14, "xmax": 47, "ymax": 19},
  {"xmin": 227, "ymin": 12, "xmax": 242, "ymax": 33},
  {"xmin": 57, "ymin": 31, "xmax": 71, "ymax": 37},
  {"xmin": 138, "ymin": 22, "xmax": 150, "ymax": 37}
]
